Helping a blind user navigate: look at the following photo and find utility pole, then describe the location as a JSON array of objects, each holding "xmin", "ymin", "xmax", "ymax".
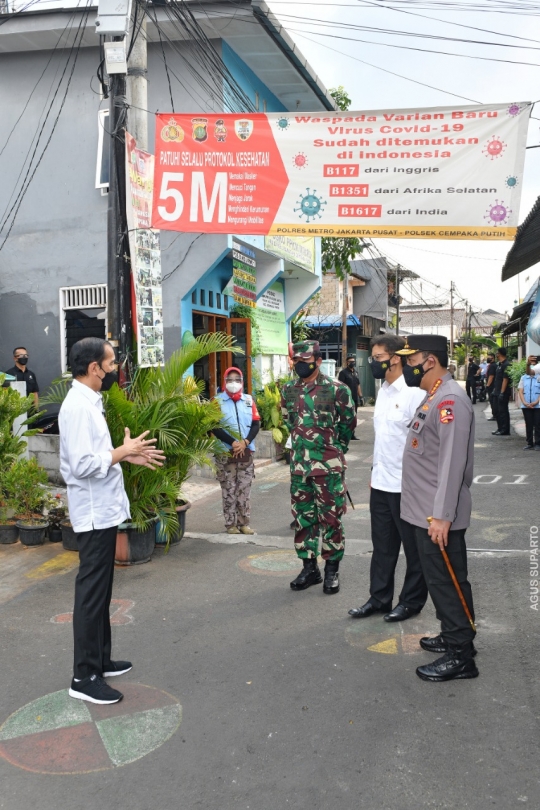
[
  {"xmin": 341, "ymin": 266, "xmax": 348, "ymax": 368},
  {"xmin": 127, "ymin": 17, "xmax": 148, "ymax": 150},
  {"xmin": 449, "ymin": 281, "xmax": 454, "ymax": 360},
  {"xmin": 395, "ymin": 264, "xmax": 401, "ymax": 336}
]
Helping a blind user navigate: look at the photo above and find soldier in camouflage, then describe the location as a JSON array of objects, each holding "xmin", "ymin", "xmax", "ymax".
[{"xmin": 281, "ymin": 340, "xmax": 357, "ymax": 594}]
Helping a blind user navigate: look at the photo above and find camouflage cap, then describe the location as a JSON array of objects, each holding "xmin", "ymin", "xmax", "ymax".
[{"xmin": 291, "ymin": 340, "xmax": 320, "ymax": 360}]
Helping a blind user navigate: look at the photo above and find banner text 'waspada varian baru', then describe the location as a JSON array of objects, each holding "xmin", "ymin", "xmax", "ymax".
[{"xmin": 152, "ymin": 103, "xmax": 531, "ymax": 240}]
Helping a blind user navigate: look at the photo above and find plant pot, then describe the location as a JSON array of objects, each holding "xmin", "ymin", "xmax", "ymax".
[
  {"xmin": 0, "ymin": 523, "xmax": 18, "ymax": 544},
  {"xmin": 115, "ymin": 522, "xmax": 156, "ymax": 565},
  {"xmin": 156, "ymin": 501, "xmax": 191, "ymax": 547},
  {"xmin": 16, "ymin": 521, "xmax": 49, "ymax": 547},
  {"xmin": 61, "ymin": 520, "xmax": 78, "ymax": 552},
  {"xmin": 48, "ymin": 527, "xmax": 63, "ymax": 543}
]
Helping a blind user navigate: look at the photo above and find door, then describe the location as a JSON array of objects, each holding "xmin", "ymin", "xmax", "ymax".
[{"xmin": 191, "ymin": 313, "xmax": 251, "ymax": 398}]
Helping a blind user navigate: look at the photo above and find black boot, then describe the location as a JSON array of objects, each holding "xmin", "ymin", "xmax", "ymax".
[
  {"xmin": 416, "ymin": 644, "xmax": 479, "ymax": 682},
  {"xmin": 290, "ymin": 558, "xmax": 322, "ymax": 591},
  {"xmin": 420, "ymin": 634, "xmax": 477, "ymax": 657},
  {"xmin": 323, "ymin": 561, "xmax": 340, "ymax": 595}
]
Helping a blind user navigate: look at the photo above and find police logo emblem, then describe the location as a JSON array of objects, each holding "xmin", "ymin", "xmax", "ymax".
[
  {"xmin": 235, "ymin": 119, "xmax": 254, "ymax": 141},
  {"xmin": 411, "ymin": 438, "xmax": 419, "ymax": 448},
  {"xmin": 214, "ymin": 119, "xmax": 227, "ymax": 142},
  {"xmin": 161, "ymin": 118, "xmax": 184, "ymax": 143},
  {"xmin": 439, "ymin": 407, "xmax": 454, "ymax": 424},
  {"xmin": 191, "ymin": 117, "xmax": 208, "ymax": 143}
]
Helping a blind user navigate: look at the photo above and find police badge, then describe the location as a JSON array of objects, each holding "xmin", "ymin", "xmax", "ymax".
[
  {"xmin": 191, "ymin": 117, "xmax": 208, "ymax": 143},
  {"xmin": 234, "ymin": 119, "xmax": 253, "ymax": 141},
  {"xmin": 161, "ymin": 118, "xmax": 184, "ymax": 143}
]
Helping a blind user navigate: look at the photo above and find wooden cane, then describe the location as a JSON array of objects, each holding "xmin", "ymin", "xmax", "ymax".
[
  {"xmin": 346, "ymin": 490, "xmax": 355, "ymax": 510},
  {"xmin": 427, "ymin": 517, "xmax": 476, "ymax": 633}
]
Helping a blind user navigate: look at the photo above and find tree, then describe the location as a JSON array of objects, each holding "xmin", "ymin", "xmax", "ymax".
[{"xmin": 329, "ymin": 85, "xmax": 351, "ymax": 112}]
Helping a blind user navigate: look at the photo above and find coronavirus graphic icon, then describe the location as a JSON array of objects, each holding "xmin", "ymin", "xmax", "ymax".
[
  {"xmin": 505, "ymin": 175, "xmax": 519, "ymax": 190},
  {"xmin": 294, "ymin": 188, "xmax": 326, "ymax": 222},
  {"xmin": 292, "ymin": 152, "xmax": 308, "ymax": 169},
  {"xmin": 485, "ymin": 200, "xmax": 511, "ymax": 226},
  {"xmin": 276, "ymin": 117, "xmax": 290, "ymax": 131},
  {"xmin": 482, "ymin": 137, "xmax": 506, "ymax": 160},
  {"xmin": 507, "ymin": 103, "xmax": 522, "ymax": 117}
]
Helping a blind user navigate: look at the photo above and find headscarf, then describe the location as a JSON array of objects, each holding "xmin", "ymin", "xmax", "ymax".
[{"xmin": 223, "ymin": 366, "xmax": 244, "ymax": 402}]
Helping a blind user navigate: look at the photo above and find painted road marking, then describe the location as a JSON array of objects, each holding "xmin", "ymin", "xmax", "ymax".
[
  {"xmin": 25, "ymin": 552, "xmax": 79, "ymax": 580},
  {"xmin": 0, "ymin": 684, "xmax": 182, "ymax": 775},
  {"xmin": 473, "ymin": 474, "xmax": 529, "ymax": 485},
  {"xmin": 346, "ymin": 615, "xmax": 439, "ymax": 656},
  {"xmin": 237, "ymin": 550, "xmax": 322, "ymax": 576},
  {"xmin": 51, "ymin": 599, "xmax": 135, "ymax": 625}
]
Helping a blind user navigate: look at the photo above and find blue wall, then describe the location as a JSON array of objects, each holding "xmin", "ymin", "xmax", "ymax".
[
  {"xmin": 180, "ymin": 253, "xmax": 234, "ymax": 335},
  {"xmin": 221, "ymin": 42, "xmax": 286, "ymax": 113}
]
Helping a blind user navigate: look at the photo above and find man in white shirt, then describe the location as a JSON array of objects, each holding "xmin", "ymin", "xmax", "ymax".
[
  {"xmin": 59, "ymin": 337, "xmax": 164, "ymax": 705},
  {"xmin": 348, "ymin": 335, "xmax": 428, "ymax": 622}
]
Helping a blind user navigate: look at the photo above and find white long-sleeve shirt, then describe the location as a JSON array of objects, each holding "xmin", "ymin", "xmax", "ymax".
[
  {"xmin": 58, "ymin": 379, "xmax": 130, "ymax": 532},
  {"xmin": 371, "ymin": 374, "xmax": 426, "ymax": 493}
]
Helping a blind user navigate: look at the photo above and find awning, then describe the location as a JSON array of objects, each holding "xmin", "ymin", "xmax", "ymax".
[
  {"xmin": 501, "ymin": 195, "xmax": 540, "ymax": 281},
  {"xmin": 305, "ymin": 314, "xmax": 361, "ymax": 328}
]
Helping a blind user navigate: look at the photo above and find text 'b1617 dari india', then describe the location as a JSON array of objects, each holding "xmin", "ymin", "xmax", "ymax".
[{"xmin": 152, "ymin": 102, "xmax": 530, "ymax": 241}]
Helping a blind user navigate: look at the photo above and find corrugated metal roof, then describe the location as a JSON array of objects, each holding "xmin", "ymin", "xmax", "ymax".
[{"xmin": 501, "ymin": 195, "xmax": 540, "ymax": 281}]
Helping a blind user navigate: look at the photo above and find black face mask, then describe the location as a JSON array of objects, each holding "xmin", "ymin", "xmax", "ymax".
[
  {"xmin": 403, "ymin": 361, "xmax": 426, "ymax": 388},
  {"xmin": 16, "ymin": 356, "xmax": 28, "ymax": 365},
  {"xmin": 99, "ymin": 369, "xmax": 118, "ymax": 391},
  {"xmin": 347, "ymin": 361, "xmax": 355, "ymax": 368},
  {"xmin": 369, "ymin": 358, "xmax": 391, "ymax": 379},
  {"xmin": 295, "ymin": 361, "xmax": 317, "ymax": 379}
]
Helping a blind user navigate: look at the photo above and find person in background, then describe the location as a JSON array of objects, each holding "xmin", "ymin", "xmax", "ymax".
[
  {"xmin": 485, "ymin": 352, "xmax": 497, "ymax": 422},
  {"xmin": 492, "ymin": 347, "xmax": 511, "ymax": 437},
  {"xmin": 59, "ymin": 338, "xmax": 165, "ymax": 705},
  {"xmin": 465, "ymin": 356, "xmax": 480, "ymax": 404},
  {"xmin": 518, "ymin": 355, "xmax": 540, "ymax": 450},
  {"xmin": 348, "ymin": 334, "xmax": 427, "ymax": 623},
  {"xmin": 479, "ymin": 358, "xmax": 488, "ymax": 378},
  {"xmin": 6, "ymin": 347, "xmax": 39, "ymax": 409},
  {"xmin": 338, "ymin": 353, "xmax": 363, "ymax": 439},
  {"xmin": 212, "ymin": 368, "xmax": 260, "ymax": 535}
]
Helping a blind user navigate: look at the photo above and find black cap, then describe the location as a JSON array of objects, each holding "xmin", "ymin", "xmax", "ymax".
[
  {"xmin": 396, "ymin": 334, "xmax": 448, "ymax": 356},
  {"xmin": 346, "ymin": 353, "xmax": 356, "ymax": 360}
]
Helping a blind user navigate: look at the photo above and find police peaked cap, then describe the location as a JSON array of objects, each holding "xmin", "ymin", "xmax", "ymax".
[{"xmin": 396, "ymin": 334, "xmax": 448, "ymax": 356}]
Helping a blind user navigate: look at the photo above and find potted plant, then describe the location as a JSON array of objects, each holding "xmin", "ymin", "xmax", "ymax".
[
  {"xmin": 0, "ymin": 485, "xmax": 18, "ymax": 545},
  {"xmin": 255, "ymin": 382, "xmax": 290, "ymax": 461},
  {"xmin": 44, "ymin": 493, "xmax": 67, "ymax": 543},
  {"xmin": 5, "ymin": 457, "xmax": 49, "ymax": 546}
]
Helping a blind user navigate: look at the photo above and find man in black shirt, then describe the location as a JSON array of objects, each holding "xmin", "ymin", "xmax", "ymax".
[
  {"xmin": 5, "ymin": 347, "xmax": 39, "ymax": 409},
  {"xmin": 485, "ymin": 352, "xmax": 497, "ymax": 421},
  {"xmin": 338, "ymin": 354, "xmax": 362, "ymax": 439},
  {"xmin": 465, "ymin": 356, "xmax": 480, "ymax": 404},
  {"xmin": 492, "ymin": 347, "xmax": 511, "ymax": 436}
]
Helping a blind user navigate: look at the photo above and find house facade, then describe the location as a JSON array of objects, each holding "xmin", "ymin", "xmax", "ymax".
[{"xmin": 0, "ymin": 1, "xmax": 334, "ymax": 394}]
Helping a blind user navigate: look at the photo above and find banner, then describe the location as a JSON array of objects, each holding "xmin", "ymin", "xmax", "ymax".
[
  {"xmin": 256, "ymin": 282, "xmax": 288, "ymax": 355},
  {"xmin": 152, "ymin": 103, "xmax": 530, "ymax": 241},
  {"xmin": 126, "ymin": 133, "xmax": 164, "ymax": 367},
  {"xmin": 264, "ymin": 235, "xmax": 315, "ymax": 272},
  {"xmin": 232, "ymin": 241, "xmax": 256, "ymax": 308}
]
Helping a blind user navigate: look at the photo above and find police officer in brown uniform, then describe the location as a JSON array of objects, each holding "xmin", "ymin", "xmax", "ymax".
[{"xmin": 397, "ymin": 334, "xmax": 478, "ymax": 682}]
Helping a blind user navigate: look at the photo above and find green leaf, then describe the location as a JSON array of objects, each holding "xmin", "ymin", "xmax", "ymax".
[
  {"xmin": 272, "ymin": 428, "xmax": 283, "ymax": 444},
  {"xmin": 270, "ymin": 407, "xmax": 280, "ymax": 428}
]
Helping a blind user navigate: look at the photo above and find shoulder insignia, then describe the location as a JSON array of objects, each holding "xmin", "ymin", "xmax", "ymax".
[
  {"xmin": 422, "ymin": 404, "xmax": 429, "ymax": 411},
  {"xmin": 411, "ymin": 438, "xmax": 419, "ymax": 448},
  {"xmin": 439, "ymin": 407, "xmax": 454, "ymax": 424},
  {"xmin": 437, "ymin": 399, "xmax": 455, "ymax": 409}
]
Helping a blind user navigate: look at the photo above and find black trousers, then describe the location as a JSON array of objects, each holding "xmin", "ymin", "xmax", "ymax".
[
  {"xmin": 488, "ymin": 389, "xmax": 496, "ymax": 417},
  {"xmin": 369, "ymin": 488, "xmax": 428, "ymax": 611},
  {"xmin": 412, "ymin": 525, "xmax": 476, "ymax": 650},
  {"xmin": 73, "ymin": 525, "xmax": 118, "ymax": 679},
  {"xmin": 465, "ymin": 378, "xmax": 477, "ymax": 403},
  {"xmin": 523, "ymin": 407, "xmax": 540, "ymax": 446},
  {"xmin": 494, "ymin": 394, "xmax": 510, "ymax": 434}
]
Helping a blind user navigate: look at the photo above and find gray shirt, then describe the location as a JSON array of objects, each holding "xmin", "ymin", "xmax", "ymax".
[{"xmin": 400, "ymin": 373, "xmax": 474, "ymax": 530}]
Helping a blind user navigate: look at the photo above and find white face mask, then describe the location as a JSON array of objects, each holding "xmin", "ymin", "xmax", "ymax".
[
  {"xmin": 531, "ymin": 363, "xmax": 540, "ymax": 376},
  {"xmin": 226, "ymin": 381, "xmax": 242, "ymax": 394}
]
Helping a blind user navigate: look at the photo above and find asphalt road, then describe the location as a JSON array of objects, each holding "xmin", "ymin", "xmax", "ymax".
[{"xmin": 0, "ymin": 403, "xmax": 538, "ymax": 810}]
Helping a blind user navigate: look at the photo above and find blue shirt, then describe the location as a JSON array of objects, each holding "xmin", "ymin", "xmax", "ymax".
[{"xmin": 518, "ymin": 374, "xmax": 540, "ymax": 408}]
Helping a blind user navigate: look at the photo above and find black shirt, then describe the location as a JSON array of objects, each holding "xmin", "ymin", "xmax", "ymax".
[
  {"xmin": 466, "ymin": 361, "xmax": 480, "ymax": 380},
  {"xmin": 5, "ymin": 366, "xmax": 39, "ymax": 394},
  {"xmin": 338, "ymin": 366, "xmax": 360, "ymax": 404},
  {"xmin": 493, "ymin": 359, "xmax": 510, "ymax": 396},
  {"xmin": 486, "ymin": 361, "xmax": 497, "ymax": 390}
]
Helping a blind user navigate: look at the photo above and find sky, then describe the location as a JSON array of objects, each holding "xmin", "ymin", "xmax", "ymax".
[{"xmin": 266, "ymin": 0, "xmax": 540, "ymax": 318}]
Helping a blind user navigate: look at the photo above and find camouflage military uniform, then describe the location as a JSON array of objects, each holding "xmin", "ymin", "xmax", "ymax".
[
  {"xmin": 281, "ymin": 345, "xmax": 356, "ymax": 562},
  {"xmin": 215, "ymin": 456, "xmax": 255, "ymax": 529}
]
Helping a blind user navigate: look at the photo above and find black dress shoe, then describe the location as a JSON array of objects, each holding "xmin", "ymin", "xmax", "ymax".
[
  {"xmin": 323, "ymin": 561, "xmax": 340, "ymax": 595},
  {"xmin": 383, "ymin": 603, "xmax": 420, "ymax": 623},
  {"xmin": 350, "ymin": 436, "xmax": 359, "ymax": 440},
  {"xmin": 348, "ymin": 600, "xmax": 391, "ymax": 618},
  {"xmin": 290, "ymin": 558, "xmax": 322, "ymax": 591},
  {"xmin": 416, "ymin": 649, "xmax": 479, "ymax": 682},
  {"xmin": 420, "ymin": 634, "xmax": 477, "ymax": 657},
  {"xmin": 486, "ymin": 417, "xmax": 496, "ymax": 421},
  {"xmin": 491, "ymin": 430, "xmax": 501, "ymax": 435}
]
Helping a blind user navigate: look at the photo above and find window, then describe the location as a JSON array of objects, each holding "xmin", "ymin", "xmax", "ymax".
[
  {"xmin": 216, "ymin": 293, "xmax": 221, "ymax": 310},
  {"xmin": 192, "ymin": 290, "xmax": 197, "ymax": 304},
  {"xmin": 200, "ymin": 289, "xmax": 205, "ymax": 306},
  {"xmin": 95, "ymin": 109, "xmax": 110, "ymax": 190},
  {"xmin": 60, "ymin": 285, "xmax": 107, "ymax": 373},
  {"xmin": 224, "ymin": 295, "xmax": 229, "ymax": 311},
  {"xmin": 208, "ymin": 291, "xmax": 214, "ymax": 308},
  {"xmin": 255, "ymin": 92, "xmax": 260, "ymax": 111}
]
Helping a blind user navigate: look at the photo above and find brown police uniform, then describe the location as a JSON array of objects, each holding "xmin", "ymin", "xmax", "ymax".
[{"xmin": 399, "ymin": 338, "xmax": 476, "ymax": 660}]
